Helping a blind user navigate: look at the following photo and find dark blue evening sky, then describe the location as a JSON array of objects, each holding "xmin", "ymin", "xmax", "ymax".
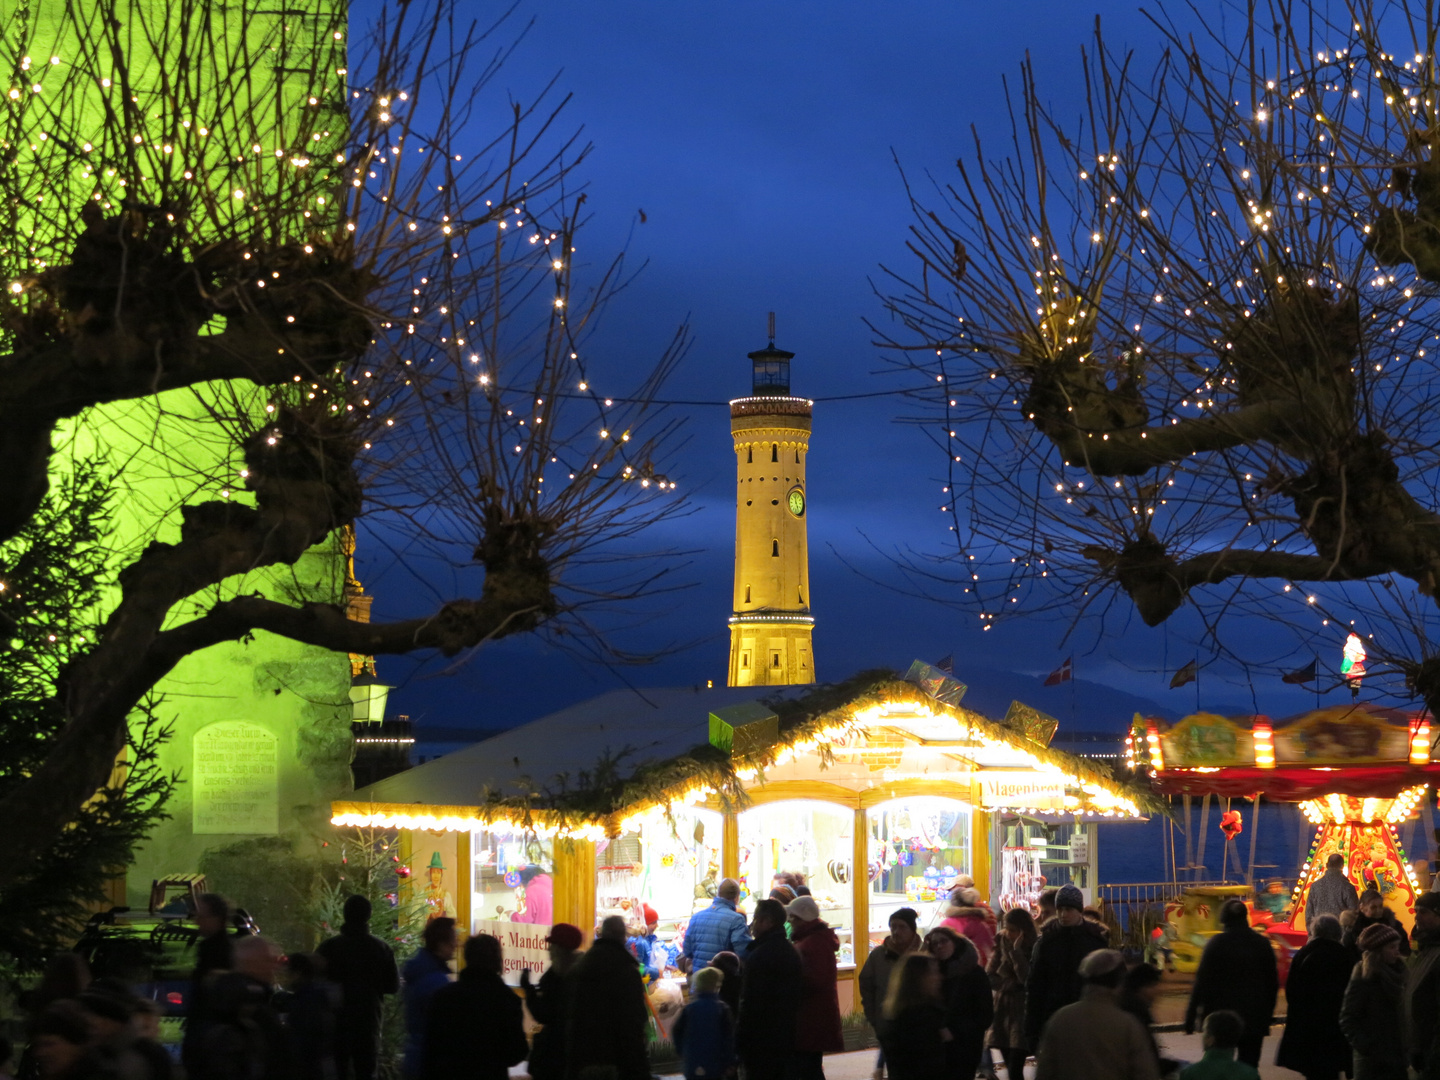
[{"xmin": 354, "ymin": 1, "xmax": 1382, "ymax": 743}]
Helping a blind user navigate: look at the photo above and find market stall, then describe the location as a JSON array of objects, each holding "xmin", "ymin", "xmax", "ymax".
[{"xmin": 334, "ymin": 666, "xmax": 1153, "ymax": 1004}]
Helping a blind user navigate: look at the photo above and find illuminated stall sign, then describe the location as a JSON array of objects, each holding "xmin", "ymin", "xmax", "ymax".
[{"xmin": 979, "ymin": 776, "xmax": 1066, "ymax": 810}]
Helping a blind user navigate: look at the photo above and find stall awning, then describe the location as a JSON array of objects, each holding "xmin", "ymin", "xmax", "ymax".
[{"xmin": 332, "ymin": 671, "xmax": 1158, "ymax": 834}]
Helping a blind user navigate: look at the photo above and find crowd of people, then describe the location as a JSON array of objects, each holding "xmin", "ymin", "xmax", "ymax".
[{"xmin": 17, "ymin": 864, "xmax": 1440, "ymax": 1080}]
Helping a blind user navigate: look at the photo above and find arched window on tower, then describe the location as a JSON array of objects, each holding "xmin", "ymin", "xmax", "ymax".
[
  {"xmin": 771, "ymin": 444, "xmax": 778, "ymax": 463},
  {"xmin": 744, "ymin": 585, "xmax": 751, "ymax": 603},
  {"xmin": 747, "ymin": 446, "xmax": 752, "ymax": 463},
  {"xmin": 798, "ymin": 586, "xmax": 804, "ymax": 604},
  {"xmin": 795, "ymin": 449, "xmax": 800, "ymax": 464},
  {"xmin": 771, "ymin": 539, "xmax": 779, "ymax": 557}
]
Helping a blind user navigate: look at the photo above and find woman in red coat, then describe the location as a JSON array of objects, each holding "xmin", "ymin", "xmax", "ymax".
[{"xmin": 786, "ymin": 896, "xmax": 844, "ymax": 1080}]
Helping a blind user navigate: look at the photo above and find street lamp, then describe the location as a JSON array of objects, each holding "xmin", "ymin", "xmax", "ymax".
[{"xmin": 349, "ymin": 671, "xmax": 392, "ymax": 725}]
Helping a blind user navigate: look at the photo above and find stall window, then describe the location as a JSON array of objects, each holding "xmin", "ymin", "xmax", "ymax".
[
  {"xmin": 470, "ymin": 829, "xmax": 555, "ymax": 983},
  {"xmin": 738, "ymin": 800, "xmax": 856, "ymax": 967},
  {"xmin": 867, "ymin": 797, "xmax": 971, "ymax": 942},
  {"xmin": 595, "ymin": 807, "xmax": 723, "ymax": 982}
]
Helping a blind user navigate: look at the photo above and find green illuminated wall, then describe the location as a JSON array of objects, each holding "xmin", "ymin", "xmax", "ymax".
[{"xmin": 9, "ymin": 0, "xmax": 356, "ymax": 905}]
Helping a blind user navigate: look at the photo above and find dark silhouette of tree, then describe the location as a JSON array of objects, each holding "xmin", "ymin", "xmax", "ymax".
[
  {"xmin": 875, "ymin": 1, "xmax": 1440, "ymax": 709},
  {"xmin": 0, "ymin": 0, "xmax": 688, "ymax": 891}
]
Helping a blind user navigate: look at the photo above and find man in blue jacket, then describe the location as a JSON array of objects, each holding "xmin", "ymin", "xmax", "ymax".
[{"xmin": 682, "ymin": 879, "xmax": 752, "ymax": 972}]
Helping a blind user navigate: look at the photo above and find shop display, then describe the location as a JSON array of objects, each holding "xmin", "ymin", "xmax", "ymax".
[
  {"xmin": 738, "ymin": 800, "xmax": 855, "ymax": 964},
  {"xmin": 867, "ymin": 797, "xmax": 970, "ymax": 937},
  {"xmin": 471, "ymin": 828, "xmax": 555, "ymax": 928}
]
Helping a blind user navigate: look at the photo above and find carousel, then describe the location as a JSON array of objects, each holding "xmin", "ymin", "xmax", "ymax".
[{"xmin": 1138, "ymin": 701, "xmax": 1438, "ymax": 940}]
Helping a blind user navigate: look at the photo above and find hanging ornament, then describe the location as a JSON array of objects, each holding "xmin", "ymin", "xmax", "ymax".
[
  {"xmin": 503, "ymin": 870, "xmax": 521, "ymax": 887},
  {"xmin": 1342, "ymin": 633, "xmax": 1367, "ymax": 690},
  {"xmin": 1220, "ymin": 810, "xmax": 1243, "ymax": 840}
]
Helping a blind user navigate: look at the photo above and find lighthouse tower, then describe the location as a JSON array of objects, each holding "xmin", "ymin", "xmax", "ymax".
[{"xmin": 727, "ymin": 321, "xmax": 815, "ymax": 686}]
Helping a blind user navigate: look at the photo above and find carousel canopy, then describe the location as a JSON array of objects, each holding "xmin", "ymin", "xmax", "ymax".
[
  {"xmin": 332, "ymin": 668, "xmax": 1158, "ymax": 837},
  {"xmin": 1139, "ymin": 702, "xmax": 1440, "ymax": 799}
]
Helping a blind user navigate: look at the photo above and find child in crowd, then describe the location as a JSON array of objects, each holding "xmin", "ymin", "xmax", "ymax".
[
  {"xmin": 672, "ymin": 967, "xmax": 736, "ymax": 1080},
  {"xmin": 1180, "ymin": 1010, "xmax": 1259, "ymax": 1080}
]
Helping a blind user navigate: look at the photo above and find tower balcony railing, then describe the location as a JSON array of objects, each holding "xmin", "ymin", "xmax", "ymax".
[{"xmin": 730, "ymin": 396, "xmax": 813, "ymax": 420}]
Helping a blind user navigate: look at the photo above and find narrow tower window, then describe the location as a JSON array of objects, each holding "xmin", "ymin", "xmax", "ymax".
[
  {"xmin": 771, "ymin": 652, "xmax": 781, "ymax": 668},
  {"xmin": 798, "ymin": 586, "xmax": 804, "ymax": 604},
  {"xmin": 771, "ymin": 539, "xmax": 779, "ymax": 557},
  {"xmin": 747, "ymin": 446, "xmax": 752, "ymax": 463},
  {"xmin": 795, "ymin": 449, "xmax": 800, "ymax": 464},
  {"xmin": 771, "ymin": 444, "xmax": 778, "ymax": 462},
  {"xmin": 741, "ymin": 652, "xmax": 750, "ymax": 669},
  {"xmin": 745, "ymin": 585, "xmax": 751, "ymax": 603}
]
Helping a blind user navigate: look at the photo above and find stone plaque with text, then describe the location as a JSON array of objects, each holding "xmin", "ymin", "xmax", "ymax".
[{"xmin": 193, "ymin": 721, "xmax": 279, "ymax": 835}]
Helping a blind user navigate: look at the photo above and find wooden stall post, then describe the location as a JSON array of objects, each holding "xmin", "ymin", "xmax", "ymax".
[
  {"xmin": 723, "ymin": 810, "xmax": 740, "ymax": 882},
  {"xmin": 552, "ymin": 837, "xmax": 597, "ymax": 942},
  {"xmin": 852, "ymin": 807, "xmax": 869, "ymax": 970},
  {"xmin": 972, "ymin": 808, "xmax": 992, "ymax": 901}
]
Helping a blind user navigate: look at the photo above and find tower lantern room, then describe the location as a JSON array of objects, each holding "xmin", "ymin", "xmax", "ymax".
[{"xmin": 727, "ymin": 316, "xmax": 815, "ymax": 686}]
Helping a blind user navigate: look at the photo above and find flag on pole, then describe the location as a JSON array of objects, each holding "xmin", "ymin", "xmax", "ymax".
[
  {"xmin": 1044, "ymin": 657, "xmax": 1073, "ymax": 686},
  {"xmin": 1170, "ymin": 659, "xmax": 1198, "ymax": 689},
  {"xmin": 1282, "ymin": 659, "xmax": 1318, "ymax": 685},
  {"xmin": 935, "ymin": 654, "xmax": 954, "ymax": 674}
]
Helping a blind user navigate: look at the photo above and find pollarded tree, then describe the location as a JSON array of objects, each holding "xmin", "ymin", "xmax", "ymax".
[
  {"xmin": 875, "ymin": 0, "xmax": 1440, "ymax": 709},
  {"xmin": 0, "ymin": 0, "xmax": 687, "ymax": 892}
]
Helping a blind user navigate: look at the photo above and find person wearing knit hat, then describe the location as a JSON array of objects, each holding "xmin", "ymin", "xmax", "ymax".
[
  {"xmin": 1341, "ymin": 915, "xmax": 1407, "ymax": 1080},
  {"xmin": 1056, "ymin": 883, "xmax": 1085, "ymax": 911},
  {"xmin": 1025, "ymin": 883, "xmax": 1109, "ymax": 1049},
  {"xmin": 1407, "ymin": 893, "xmax": 1440, "ymax": 1075},
  {"xmin": 521, "ymin": 924, "xmax": 584, "ymax": 1080},
  {"xmin": 627, "ymin": 904, "xmax": 664, "ymax": 982},
  {"xmin": 787, "ymin": 894, "xmax": 844, "ymax": 1078},
  {"xmin": 1033, "ymin": 948, "xmax": 1157, "ymax": 1080},
  {"xmin": 673, "ymin": 968, "xmax": 736, "ymax": 1080},
  {"xmin": 1343, "ymin": 888, "xmax": 1411, "ymax": 957}
]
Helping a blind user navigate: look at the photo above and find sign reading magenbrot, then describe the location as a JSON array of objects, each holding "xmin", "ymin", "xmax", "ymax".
[{"xmin": 193, "ymin": 721, "xmax": 279, "ymax": 835}]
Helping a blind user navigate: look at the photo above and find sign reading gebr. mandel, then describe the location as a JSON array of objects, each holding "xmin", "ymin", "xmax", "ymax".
[
  {"xmin": 979, "ymin": 775, "xmax": 1066, "ymax": 810},
  {"xmin": 193, "ymin": 721, "xmax": 279, "ymax": 835},
  {"xmin": 474, "ymin": 919, "xmax": 552, "ymax": 984}
]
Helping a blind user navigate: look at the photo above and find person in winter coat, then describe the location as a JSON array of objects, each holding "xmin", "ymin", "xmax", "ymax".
[
  {"xmin": 192, "ymin": 936, "xmax": 292, "ymax": 1080},
  {"xmin": 672, "ymin": 967, "xmax": 736, "ymax": 1080},
  {"xmin": 183, "ymin": 893, "xmax": 240, "ymax": 1077},
  {"xmin": 1121, "ymin": 963, "xmax": 1181, "ymax": 1077},
  {"xmin": 858, "ymin": 906, "xmax": 921, "ymax": 1076},
  {"xmin": 1404, "ymin": 891, "xmax": 1440, "ymax": 1079},
  {"xmin": 1344, "ymin": 890, "xmax": 1411, "ymax": 957},
  {"xmin": 941, "ymin": 889, "xmax": 996, "ymax": 967},
  {"xmin": 1307, "ymin": 855, "xmax": 1361, "ymax": 923},
  {"xmin": 1183, "ymin": 900, "xmax": 1279, "ymax": 1068},
  {"xmin": 565, "ymin": 915, "xmax": 651, "ymax": 1080},
  {"xmin": 314, "ymin": 895, "xmax": 398, "ymax": 1080},
  {"xmin": 423, "ymin": 934, "xmax": 528, "ymax": 1080},
  {"xmin": 988, "ymin": 907, "xmax": 1037, "ymax": 1080},
  {"xmin": 710, "ymin": 952, "xmax": 742, "ymax": 1020},
  {"xmin": 628, "ymin": 904, "xmax": 664, "ymax": 982},
  {"xmin": 736, "ymin": 899, "xmax": 802, "ymax": 1080},
  {"xmin": 1034, "ymin": 949, "xmax": 1158, "ymax": 1080},
  {"xmin": 683, "ymin": 880, "xmax": 752, "ymax": 972},
  {"xmin": 401, "ymin": 918, "xmax": 456, "ymax": 1079},
  {"xmin": 879, "ymin": 953, "xmax": 947, "ymax": 1080},
  {"xmin": 1180, "ymin": 1010, "xmax": 1260, "ymax": 1080},
  {"xmin": 1340, "ymin": 923, "xmax": 1408, "ymax": 1080},
  {"xmin": 1275, "ymin": 915, "xmax": 1355, "ymax": 1080},
  {"xmin": 520, "ymin": 923, "xmax": 584, "ymax": 1080},
  {"xmin": 282, "ymin": 953, "xmax": 338, "ymax": 1080},
  {"xmin": 787, "ymin": 896, "xmax": 844, "ymax": 1080},
  {"xmin": 1024, "ymin": 883, "xmax": 1108, "ymax": 1048},
  {"xmin": 925, "ymin": 925, "xmax": 994, "ymax": 1080}
]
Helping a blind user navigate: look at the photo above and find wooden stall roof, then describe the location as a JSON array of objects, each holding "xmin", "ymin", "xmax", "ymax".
[{"xmin": 332, "ymin": 670, "xmax": 1160, "ymax": 836}]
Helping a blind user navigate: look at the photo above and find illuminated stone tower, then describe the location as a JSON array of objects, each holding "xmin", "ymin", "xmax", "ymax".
[{"xmin": 727, "ymin": 321, "xmax": 815, "ymax": 686}]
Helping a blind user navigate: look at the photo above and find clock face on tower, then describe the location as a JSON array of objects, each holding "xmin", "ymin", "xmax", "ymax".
[{"xmin": 787, "ymin": 487, "xmax": 806, "ymax": 517}]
